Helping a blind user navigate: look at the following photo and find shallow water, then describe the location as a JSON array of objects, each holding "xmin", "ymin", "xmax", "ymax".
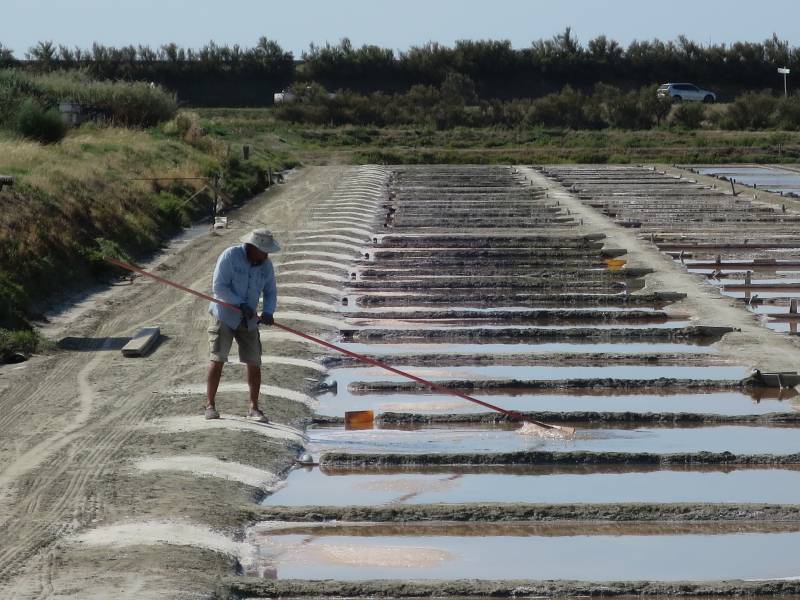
[
  {"xmin": 331, "ymin": 364, "xmax": 749, "ymax": 382},
  {"xmin": 308, "ymin": 424, "xmax": 800, "ymax": 455},
  {"xmin": 723, "ymin": 290, "xmax": 800, "ymax": 300},
  {"xmin": 696, "ymin": 166, "xmax": 800, "ymax": 195},
  {"xmin": 264, "ymin": 467, "xmax": 800, "ymax": 506},
  {"xmin": 248, "ymin": 530, "xmax": 800, "ymax": 581},
  {"xmin": 315, "ymin": 390, "xmax": 797, "ymax": 417}
]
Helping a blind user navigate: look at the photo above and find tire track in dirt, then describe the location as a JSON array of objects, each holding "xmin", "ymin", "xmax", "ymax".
[
  {"xmin": 0, "ymin": 256, "xmax": 217, "ymax": 592},
  {"xmin": 0, "ymin": 286, "xmax": 210, "ymax": 595}
]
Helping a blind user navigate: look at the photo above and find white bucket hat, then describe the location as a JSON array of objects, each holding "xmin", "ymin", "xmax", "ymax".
[{"xmin": 241, "ymin": 229, "xmax": 281, "ymax": 254}]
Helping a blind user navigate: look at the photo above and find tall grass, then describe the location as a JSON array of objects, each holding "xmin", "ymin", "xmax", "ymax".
[
  {"xmin": 0, "ymin": 69, "xmax": 177, "ymax": 128},
  {"xmin": 0, "ymin": 328, "xmax": 49, "ymax": 360},
  {"xmin": 0, "ymin": 111, "xmax": 297, "ymax": 332}
]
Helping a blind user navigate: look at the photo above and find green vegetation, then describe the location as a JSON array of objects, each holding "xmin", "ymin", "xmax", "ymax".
[
  {"xmin": 198, "ymin": 107, "xmax": 800, "ymax": 165},
  {"xmin": 0, "ymin": 72, "xmax": 296, "ymax": 357},
  {"xmin": 270, "ymin": 81, "xmax": 800, "ymax": 133},
  {"xmin": 3, "ymin": 26, "xmax": 800, "ymax": 357},
  {"xmin": 5, "ymin": 31, "xmax": 800, "ymax": 104},
  {"xmin": 0, "ymin": 69, "xmax": 177, "ymax": 130},
  {"xmin": 298, "ymin": 32, "xmax": 798, "ymax": 98},
  {"xmin": 0, "ymin": 328, "xmax": 50, "ymax": 361},
  {"xmin": 10, "ymin": 38, "xmax": 294, "ymax": 107},
  {"xmin": 15, "ymin": 98, "xmax": 67, "ymax": 143}
]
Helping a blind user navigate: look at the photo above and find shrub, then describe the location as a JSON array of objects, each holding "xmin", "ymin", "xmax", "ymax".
[
  {"xmin": 153, "ymin": 192, "xmax": 189, "ymax": 229},
  {"xmin": 0, "ymin": 271, "xmax": 30, "ymax": 329},
  {"xmin": 722, "ymin": 91, "xmax": 778, "ymax": 129},
  {"xmin": 15, "ymin": 99, "xmax": 67, "ymax": 143},
  {"xmin": 0, "ymin": 328, "xmax": 48, "ymax": 360},
  {"xmin": 0, "ymin": 69, "xmax": 177, "ymax": 129},
  {"xmin": 671, "ymin": 102, "xmax": 706, "ymax": 129},
  {"xmin": 526, "ymin": 86, "xmax": 594, "ymax": 129},
  {"xmin": 594, "ymin": 84, "xmax": 660, "ymax": 129},
  {"xmin": 775, "ymin": 96, "xmax": 800, "ymax": 130}
]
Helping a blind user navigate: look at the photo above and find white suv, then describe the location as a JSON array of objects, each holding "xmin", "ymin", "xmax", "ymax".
[{"xmin": 657, "ymin": 83, "xmax": 716, "ymax": 103}]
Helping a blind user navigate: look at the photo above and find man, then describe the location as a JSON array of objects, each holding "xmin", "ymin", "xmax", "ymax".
[{"xmin": 206, "ymin": 229, "xmax": 280, "ymax": 422}]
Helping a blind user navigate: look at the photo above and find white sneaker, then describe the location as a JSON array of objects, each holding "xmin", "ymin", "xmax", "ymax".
[{"xmin": 247, "ymin": 408, "xmax": 268, "ymax": 423}]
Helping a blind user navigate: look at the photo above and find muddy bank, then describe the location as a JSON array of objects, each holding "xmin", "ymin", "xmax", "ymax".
[
  {"xmin": 375, "ymin": 411, "xmax": 800, "ymax": 425},
  {"xmin": 376, "ymin": 233, "xmax": 605, "ymax": 249},
  {"xmin": 352, "ymin": 268, "xmax": 652, "ymax": 283},
  {"xmin": 370, "ymin": 248, "xmax": 627, "ymax": 260},
  {"xmin": 317, "ymin": 462, "xmax": 800, "ymax": 476},
  {"xmin": 357, "ymin": 266, "xmax": 640, "ymax": 278},
  {"xmin": 250, "ymin": 521, "xmax": 800, "ymax": 538},
  {"xmin": 347, "ymin": 325, "xmax": 733, "ymax": 342},
  {"xmin": 323, "ymin": 352, "xmax": 727, "ymax": 368},
  {"xmin": 347, "ymin": 376, "xmax": 753, "ymax": 394},
  {"xmin": 346, "ymin": 309, "xmax": 670, "ymax": 322},
  {"xmin": 355, "ymin": 291, "xmax": 686, "ymax": 307},
  {"xmin": 226, "ymin": 577, "xmax": 800, "ymax": 598},
  {"xmin": 319, "ymin": 450, "xmax": 800, "ymax": 468},
  {"xmin": 253, "ymin": 502, "xmax": 800, "ymax": 523},
  {"xmin": 349, "ymin": 279, "xmax": 632, "ymax": 291}
]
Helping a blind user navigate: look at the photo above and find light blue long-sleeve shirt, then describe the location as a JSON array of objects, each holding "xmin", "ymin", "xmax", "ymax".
[{"xmin": 209, "ymin": 244, "xmax": 277, "ymax": 331}]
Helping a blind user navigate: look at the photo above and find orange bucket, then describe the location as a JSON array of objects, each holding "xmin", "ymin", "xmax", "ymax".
[{"xmin": 344, "ymin": 410, "xmax": 374, "ymax": 430}]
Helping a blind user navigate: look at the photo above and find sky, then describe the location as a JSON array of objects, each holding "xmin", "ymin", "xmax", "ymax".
[{"xmin": 4, "ymin": 0, "xmax": 800, "ymax": 57}]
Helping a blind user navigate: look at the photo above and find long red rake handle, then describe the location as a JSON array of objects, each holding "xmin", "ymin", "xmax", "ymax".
[{"xmin": 104, "ymin": 256, "xmax": 569, "ymax": 433}]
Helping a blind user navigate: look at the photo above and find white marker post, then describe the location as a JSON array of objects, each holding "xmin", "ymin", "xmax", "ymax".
[{"xmin": 778, "ymin": 67, "xmax": 791, "ymax": 97}]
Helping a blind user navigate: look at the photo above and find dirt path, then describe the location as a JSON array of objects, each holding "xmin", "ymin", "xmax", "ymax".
[{"xmin": 0, "ymin": 166, "xmax": 348, "ymax": 599}]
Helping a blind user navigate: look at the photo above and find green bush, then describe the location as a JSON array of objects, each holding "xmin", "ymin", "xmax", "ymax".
[
  {"xmin": 15, "ymin": 99, "xmax": 67, "ymax": 143},
  {"xmin": 0, "ymin": 271, "xmax": 30, "ymax": 329},
  {"xmin": 0, "ymin": 69, "xmax": 177, "ymax": 129},
  {"xmin": 722, "ymin": 91, "xmax": 778, "ymax": 129},
  {"xmin": 775, "ymin": 96, "xmax": 800, "ymax": 130},
  {"xmin": 525, "ymin": 86, "xmax": 596, "ymax": 129},
  {"xmin": 0, "ymin": 328, "xmax": 47, "ymax": 360},
  {"xmin": 671, "ymin": 102, "xmax": 706, "ymax": 129},
  {"xmin": 154, "ymin": 191, "xmax": 189, "ymax": 229}
]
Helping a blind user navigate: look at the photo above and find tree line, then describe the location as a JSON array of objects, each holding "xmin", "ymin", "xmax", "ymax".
[
  {"xmin": 275, "ymin": 78, "xmax": 800, "ymax": 132},
  {"xmin": 300, "ymin": 31, "xmax": 798, "ymax": 98},
  {"xmin": 0, "ymin": 38, "xmax": 294, "ymax": 106},
  {"xmin": 1, "ymin": 30, "xmax": 799, "ymax": 104}
]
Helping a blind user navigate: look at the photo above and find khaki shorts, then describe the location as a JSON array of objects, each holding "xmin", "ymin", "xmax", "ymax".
[{"xmin": 208, "ymin": 318, "xmax": 262, "ymax": 365}]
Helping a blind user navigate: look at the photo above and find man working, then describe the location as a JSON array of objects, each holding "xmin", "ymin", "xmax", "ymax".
[{"xmin": 206, "ymin": 229, "xmax": 280, "ymax": 422}]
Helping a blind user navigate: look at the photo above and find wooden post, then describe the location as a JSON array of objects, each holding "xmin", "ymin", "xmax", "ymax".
[
  {"xmin": 745, "ymin": 271, "xmax": 752, "ymax": 286},
  {"xmin": 211, "ymin": 174, "xmax": 220, "ymax": 219},
  {"xmin": 791, "ymin": 299, "xmax": 797, "ymax": 314}
]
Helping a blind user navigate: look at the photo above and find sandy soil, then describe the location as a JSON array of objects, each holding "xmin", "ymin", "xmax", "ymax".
[{"xmin": 0, "ymin": 165, "xmax": 353, "ymax": 599}]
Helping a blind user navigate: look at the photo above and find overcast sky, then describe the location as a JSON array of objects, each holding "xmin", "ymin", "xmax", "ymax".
[{"xmin": 4, "ymin": 0, "xmax": 799, "ymax": 57}]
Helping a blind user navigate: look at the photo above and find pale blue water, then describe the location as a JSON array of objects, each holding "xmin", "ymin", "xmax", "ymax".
[
  {"xmin": 265, "ymin": 467, "xmax": 800, "ymax": 506},
  {"xmin": 252, "ymin": 530, "xmax": 800, "ymax": 580},
  {"xmin": 308, "ymin": 424, "xmax": 800, "ymax": 455}
]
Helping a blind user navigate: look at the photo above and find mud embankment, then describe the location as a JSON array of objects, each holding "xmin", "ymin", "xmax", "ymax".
[
  {"xmin": 227, "ymin": 577, "xmax": 800, "ymax": 599},
  {"xmin": 319, "ymin": 450, "xmax": 800, "ymax": 468}
]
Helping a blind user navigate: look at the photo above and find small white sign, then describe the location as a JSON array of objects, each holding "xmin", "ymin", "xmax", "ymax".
[{"xmin": 778, "ymin": 67, "xmax": 791, "ymax": 74}]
